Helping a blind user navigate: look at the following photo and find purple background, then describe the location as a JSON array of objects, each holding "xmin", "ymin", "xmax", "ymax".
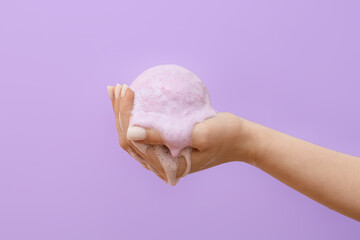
[{"xmin": 1, "ymin": 0, "xmax": 359, "ymax": 239}]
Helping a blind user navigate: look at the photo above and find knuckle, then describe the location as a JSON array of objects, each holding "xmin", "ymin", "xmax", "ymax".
[{"xmin": 192, "ymin": 125, "xmax": 211, "ymax": 150}]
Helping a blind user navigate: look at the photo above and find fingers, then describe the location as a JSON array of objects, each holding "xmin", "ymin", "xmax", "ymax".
[
  {"xmin": 108, "ymin": 83, "xmax": 131, "ymax": 152},
  {"xmin": 106, "ymin": 84, "xmax": 123, "ymax": 114},
  {"xmin": 108, "ymin": 84, "xmax": 166, "ymax": 180},
  {"xmin": 115, "ymin": 87, "xmax": 164, "ymax": 178}
]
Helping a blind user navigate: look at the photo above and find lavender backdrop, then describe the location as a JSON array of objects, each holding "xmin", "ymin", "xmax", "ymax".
[{"xmin": 1, "ymin": 0, "xmax": 359, "ymax": 239}]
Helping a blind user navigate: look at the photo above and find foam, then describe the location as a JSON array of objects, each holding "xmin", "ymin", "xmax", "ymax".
[{"xmin": 129, "ymin": 65, "xmax": 216, "ymax": 185}]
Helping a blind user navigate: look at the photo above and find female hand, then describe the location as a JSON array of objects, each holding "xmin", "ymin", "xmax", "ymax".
[{"xmin": 108, "ymin": 85, "xmax": 259, "ymax": 177}]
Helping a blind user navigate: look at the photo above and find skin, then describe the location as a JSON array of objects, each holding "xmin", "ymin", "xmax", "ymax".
[{"xmin": 108, "ymin": 85, "xmax": 360, "ymax": 221}]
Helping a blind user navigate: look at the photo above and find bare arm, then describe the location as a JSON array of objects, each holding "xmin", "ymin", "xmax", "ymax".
[{"xmin": 247, "ymin": 121, "xmax": 360, "ymax": 221}]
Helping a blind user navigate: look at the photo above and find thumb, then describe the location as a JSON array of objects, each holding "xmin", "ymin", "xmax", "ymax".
[{"xmin": 127, "ymin": 126, "xmax": 165, "ymax": 145}]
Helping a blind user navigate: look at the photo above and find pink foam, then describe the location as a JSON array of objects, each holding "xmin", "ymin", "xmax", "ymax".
[{"xmin": 129, "ymin": 65, "xmax": 216, "ymax": 185}]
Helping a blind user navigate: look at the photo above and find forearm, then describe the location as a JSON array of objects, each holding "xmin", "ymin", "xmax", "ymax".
[{"xmin": 241, "ymin": 119, "xmax": 360, "ymax": 221}]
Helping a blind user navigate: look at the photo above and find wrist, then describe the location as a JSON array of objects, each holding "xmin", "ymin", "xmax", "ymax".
[{"xmin": 232, "ymin": 116, "xmax": 270, "ymax": 166}]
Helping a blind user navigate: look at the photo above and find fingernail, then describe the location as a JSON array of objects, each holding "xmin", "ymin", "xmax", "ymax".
[
  {"xmin": 115, "ymin": 84, "xmax": 122, "ymax": 98},
  {"xmin": 107, "ymin": 86, "xmax": 113, "ymax": 100},
  {"xmin": 121, "ymin": 84, "xmax": 128, "ymax": 98},
  {"xmin": 127, "ymin": 126, "xmax": 146, "ymax": 140}
]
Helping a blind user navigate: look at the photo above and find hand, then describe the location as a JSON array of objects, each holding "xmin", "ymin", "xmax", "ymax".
[
  {"xmin": 108, "ymin": 85, "xmax": 258, "ymax": 176},
  {"xmin": 108, "ymin": 84, "xmax": 258, "ymax": 180}
]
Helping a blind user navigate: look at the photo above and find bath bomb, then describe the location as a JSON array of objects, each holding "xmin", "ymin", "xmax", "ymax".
[{"xmin": 129, "ymin": 65, "xmax": 217, "ymax": 185}]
